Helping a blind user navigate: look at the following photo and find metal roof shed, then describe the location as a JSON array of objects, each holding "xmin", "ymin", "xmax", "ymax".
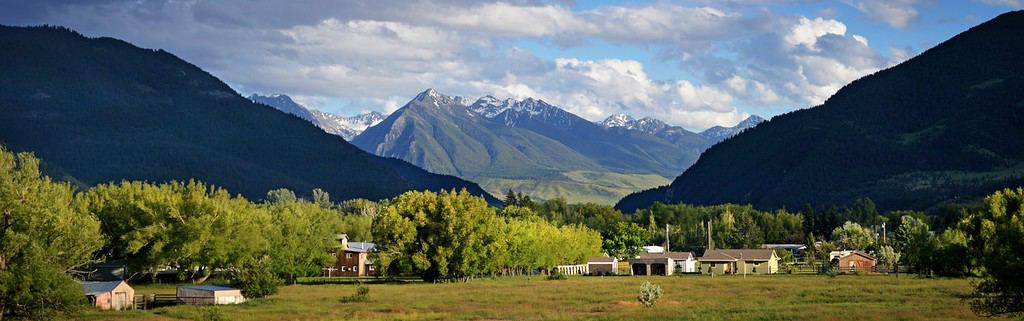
[{"xmin": 176, "ymin": 285, "xmax": 245, "ymax": 305}]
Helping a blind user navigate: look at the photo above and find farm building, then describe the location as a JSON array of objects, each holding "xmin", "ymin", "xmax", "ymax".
[
  {"xmin": 698, "ymin": 249, "xmax": 780, "ymax": 275},
  {"xmin": 830, "ymin": 250, "xmax": 877, "ymax": 272},
  {"xmin": 630, "ymin": 251, "xmax": 697, "ymax": 276},
  {"xmin": 81, "ymin": 280, "xmax": 135, "ymax": 310},
  {"xmin": 587, "ymin": 257, "xmax": 618, "ymax": 275},
  {"xmin": 176, "ymin": 285, "xmax": 245, "ymax": 305},
  {"xmin": 325, "ymin": 233, "xmax": 379, "ymax": 277}
]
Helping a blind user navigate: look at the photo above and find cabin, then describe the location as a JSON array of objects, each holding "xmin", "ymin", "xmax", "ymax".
[
  {"xmin": 81, "ymin": 280, "xmax": 135, "ymax": 310},
  {"xmin": 325, "ymin": 234, "xmax": 378, "ymax": 277},
  {"xmin": 830, "ymin": 250, "xmax": 876, "ymax": 272},
  {"xmin": 176, "ymin": 285, "xmax": 245, "ymax": 305},
  {"xmin": 587, "ymin": 256, "xmax": 618, "ymax": 275},
  {"xmin": 630, "ymin": 251, "xmax": 697, "ymax": 276},
  {"xmin": 698, "ymin": 249, "xmax": 780, "ymax": 275}
]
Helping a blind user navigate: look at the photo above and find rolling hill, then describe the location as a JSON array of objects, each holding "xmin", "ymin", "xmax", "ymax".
[
  {"xmin": 617, "ymin": 11, "xmax": 1024, "ymax": 213},
  {"xmin": 0, "ymin": 25, "xmax": 497, "ymax": 203}
]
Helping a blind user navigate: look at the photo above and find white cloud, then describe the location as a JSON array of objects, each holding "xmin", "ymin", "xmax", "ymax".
[
  {"xmin": 785, "ymin": 17, "xmax": 847, "ymax": 49},
  {"xmin": 5, "ymin": 0, "xmax": 902, "ymax": 129},
  {"xmin": 846, "ymin": 0, "xmax": 921, "ymax": 29}
]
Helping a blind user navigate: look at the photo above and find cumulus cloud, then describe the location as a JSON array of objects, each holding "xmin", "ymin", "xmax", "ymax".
[
  {"xmin": 0, "ymin": 0, "xmax": 898, "ymax": 129},
  {"xmin": 846, "ymin": 0, "xmax": 921, "ymax": 29}
]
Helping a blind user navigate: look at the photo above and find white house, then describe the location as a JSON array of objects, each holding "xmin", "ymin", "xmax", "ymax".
[{"xmin": 630, "ymin": 251, "xmax": 697, "ymax": 275}]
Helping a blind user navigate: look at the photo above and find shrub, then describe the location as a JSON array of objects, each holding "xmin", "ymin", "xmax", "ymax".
[
  {"xmin": 196, "ymin": 307, "xmax": 225, "ymax": 321},
  {"xmin": 637, "ymin": 281, "xmax": 663, "ymax": 308},
  {"xmin": 340, "ymin": 285, "xmax": 370, "ymax": 303},
  {"xmin": 231, "ymin": 259, "xmax": 282, "ymax": 299}
]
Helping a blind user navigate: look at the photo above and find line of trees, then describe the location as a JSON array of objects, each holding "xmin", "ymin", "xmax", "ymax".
[
  {"xmin": 372, "ymin": 190, "xmax": 602, "ymax": 282},
  {"xmin": 0, "ymin": 147, "xmax": 371, "ymax": 320}
]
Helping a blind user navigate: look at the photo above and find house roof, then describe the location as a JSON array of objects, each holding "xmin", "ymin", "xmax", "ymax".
[
  {"xmin": 81, "ymin": 281, "xmax": 126, "ymax": 295},
  {"xmin": 588, "ymin": 256, "xmax": 616, "ymax": 263},
  {"xmin": 346, "ymin": 242, "xmax": 376, "ymax": 253},
  {"xmin": 834, "ymin": 250, "xmax": 876, "ymax": 261},
  {"xmin": 178, "ymin": 285, "xmax": 239, "ymax": 292},
  {"xmin": 699, "ymin": 249, "xmax": 776, "ymax": 262},
  {"xmin": 665, "ymin": 251, "xmax": 694, "ymax": 260}
]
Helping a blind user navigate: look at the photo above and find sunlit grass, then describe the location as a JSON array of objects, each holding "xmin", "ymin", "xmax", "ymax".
[{"xmin": 70, "ymin": 274, "xmax": 998, "ymax": 321}]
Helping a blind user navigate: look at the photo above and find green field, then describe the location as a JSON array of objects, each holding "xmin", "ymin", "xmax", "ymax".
[
  {"xmin": 479, "ymin": 171, "xmax": 672, "ymax": 205},
  {"xmin": 70, "ymin": 275, "xmax": 999, "ymax": 321}
]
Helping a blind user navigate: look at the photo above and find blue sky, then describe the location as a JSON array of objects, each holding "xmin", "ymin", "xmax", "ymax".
[{"xmin": 1, "ymin": 0, "xmax": 1019, "ymax": 130}]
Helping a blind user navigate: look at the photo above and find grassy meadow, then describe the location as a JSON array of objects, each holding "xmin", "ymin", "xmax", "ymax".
[
  {"xmin": 70, "ymin": 274, "xmax": 998, "ymax": 321},
  {"xmin": 479, "ymin": 170, "xmax": 672, "ymax": 205}
]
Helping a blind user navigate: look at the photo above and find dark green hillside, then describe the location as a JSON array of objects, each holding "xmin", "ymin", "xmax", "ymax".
[
  {"xmin": 0, "ymin": 25, "xmax": 496, "ymax": 202},
  {"xmin": 617, "ymin": 11, "xmax": 1024, "ymax": 213}
]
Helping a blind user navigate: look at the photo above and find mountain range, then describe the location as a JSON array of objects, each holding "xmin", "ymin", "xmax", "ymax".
[
  {"xmin": 0, "ymin": 25, "xmax": 497, "ymax": 204},
  {"xmin": 617, "ymin": 11, "xmax": 1024, "ymax": 213},
  {"xmin": 249, "ymin": 94, "xmax": 384, "ymax": 140},
  {"xmin": 599, "ymin": 113, "xmax": 765, "ymax": 145},
  {"xmin": 345, "ymin": 88, "xmax": 762, "ymax": 204}
]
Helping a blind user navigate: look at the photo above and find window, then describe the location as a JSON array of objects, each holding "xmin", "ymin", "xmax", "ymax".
[
  {"xmin": 340, "ymin": 266, "xmax": 347, "ymax": 272},
  {"xmin": 352, "ymin": 265, "xmax": 358, "ymax": 271},
  {"xmin": 368, "ymin": 266, "xmax": 375, "ymax": 271},
  {"xmin": 345, "ymin": 253, "xmax": 353, "ymax": 259}
]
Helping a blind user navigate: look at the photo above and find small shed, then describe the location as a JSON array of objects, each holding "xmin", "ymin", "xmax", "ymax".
[
  {"xmin": 81, "ymin": 280, "xmax": 135, "ymax": 310},
  {"xmin": 176, "ymin": 285, "xmax": 245, "ymax": 305},
  {"xmin": 587, "ymin": 257, "xmax": 618, "ymax": 275}
]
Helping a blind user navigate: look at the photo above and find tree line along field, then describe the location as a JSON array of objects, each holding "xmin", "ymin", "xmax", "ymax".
[{"xmin": 70, "ymin": 275, "xmax": 992, "ymax": 321}]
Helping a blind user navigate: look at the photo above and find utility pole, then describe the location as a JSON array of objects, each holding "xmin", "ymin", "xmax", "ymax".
[{"xmin": 706, "ymin": 220, "xmax": 714, "ymax": 250}]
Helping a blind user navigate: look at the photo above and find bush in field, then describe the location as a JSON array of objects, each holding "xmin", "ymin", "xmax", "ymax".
[
  {"xmin": 637, "ymin": 282, "xmax": 663, "ymax": 308},
  {"xmin": 231, "ymin": 257, "xmax": 281, "ymax": 299},
  {"xmin": 340, "ymin": 285, "xmax": 370, "ymax": 303},
  {"xmin": 196, "ymin": 307, "xmax": 225, "ymax": 321}
]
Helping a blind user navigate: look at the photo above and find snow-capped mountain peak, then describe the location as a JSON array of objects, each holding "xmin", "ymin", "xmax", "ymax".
[
  {"xmin": 699, "ymin": 115, "xmax": 767, "ymax": 143},
  {"xmin": 413, "ymin": 88, "xmax": 457, "ymax": 107},
  {"xmin": 250, "ymin": 93, "xmax": 388, "ymax": 141},
  {"xmin": 600, "ymin": 114, "xmax": 636, "ymax": 128},
  {"xmin": 468, "ymin": 95, "xmax": 517, "ymax": 118}
]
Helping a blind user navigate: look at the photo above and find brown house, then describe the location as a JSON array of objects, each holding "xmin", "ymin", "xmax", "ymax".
[
  {"xmin": 325, "ymin": 234, "xmax": 378, "ymax": 277},
  {"xmin": 832, "ymin": 251, "xmax": 876, "ymax": 272}
]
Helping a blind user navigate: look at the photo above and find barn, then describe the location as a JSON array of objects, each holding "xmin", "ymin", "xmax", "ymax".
[
  {"xmin": 81, "ymin": 280, "xmax": 135, "ymax": 310},
  {"xmin": 176, "ymin": 285, "xmax": 245, "ymax": 305}
]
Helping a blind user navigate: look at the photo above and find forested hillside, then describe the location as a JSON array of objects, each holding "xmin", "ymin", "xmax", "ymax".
[
  {"xmin": 0, "ymin": 25, "xmax": 495, "ymax": 203},
  {"xmin": 618, "ymin": 11, "xmax": 1024, "ymax": 213}
]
